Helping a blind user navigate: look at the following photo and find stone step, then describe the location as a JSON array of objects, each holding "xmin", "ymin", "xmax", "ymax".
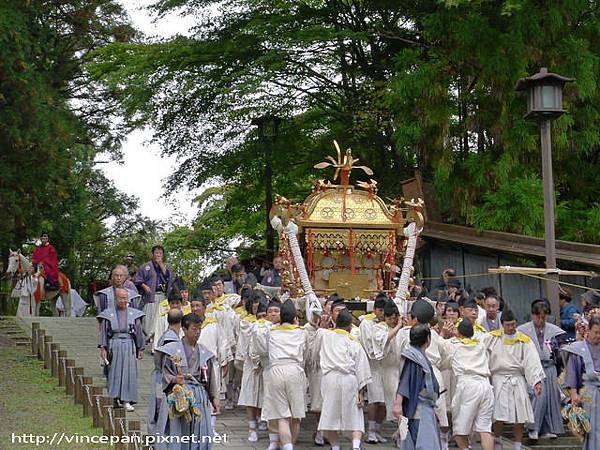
[{"xmin": 10, "ymin": 316, "xmax": 584, "ymax": 450}]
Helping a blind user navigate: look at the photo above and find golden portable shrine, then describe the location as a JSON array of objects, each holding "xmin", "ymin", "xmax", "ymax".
[{"xmin": 270, "ymin": 141, "xmax": 424, "ymax": 306}]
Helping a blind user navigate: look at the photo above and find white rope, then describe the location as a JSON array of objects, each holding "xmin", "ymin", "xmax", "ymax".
[
  {"xmin": 274, "ymin": 218, "xmax": 322, "ymax": 322},
  {"xmin": 131, "ymin": 431, "xmax": 141, "ymax": 450},
  {"xmin": 394, "ymin": 222, "xmax": 419, "ymax": 316},
  {"xmin": 107, "ymin": 407, "xmax": 114, "ymax": 432},
  {"xmin": 118, "ymin": 418, "xmax": 127, "ymax": 435},
  {"xmin": 69, "ymin": 367, "xmax": 75, "ymax": 385},
  {"xmin": 84, "ymin": 384, "xmax": 92, "ymax": 406},
  {"xmin": 95, "ymin": 396, "xmax": 104, "ymax": 418}
]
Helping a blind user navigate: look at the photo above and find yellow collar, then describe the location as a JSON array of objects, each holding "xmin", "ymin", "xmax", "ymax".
[
  {"xmin": 362, "ymin": 313, "xmax": 377, "ymax": 321},
  {"xmin": 456, "ymin": 318, "xmax": 487, "ymax": 333},
  {"xmin": 201, "ymin": 317, "xmax": 218, "ymax": 329},
  {"xmin": 243, "ymin": 314, "xmax": 257, "ymax": 323},
  {"xmin": 206, "ymin": 303, "xmax": 224, "ymax": 313},
  {"xmin": 234, "ymin": 306, "xmax": 248, "ymax": 317},
  {"xmin": 332, "ymin": 328, "xmax": 357, "ymax": 341},
  {"xmin": 459, "ymin": 338, "xmax": 480, "ymax": 345},
  {"xmin": 216, "ymin": 293, "xmax": 234, "ymax": 302},
  {"xmin": 257, "ymin": 318, "xmax": 270, "ymax": 324},
  {"xmin": 271, "ymin": 323, "xmax": 301, "ymax": 331},
  {"xmin": 490, "ymin": 329, "xmax": 531, "ymax": 345}
]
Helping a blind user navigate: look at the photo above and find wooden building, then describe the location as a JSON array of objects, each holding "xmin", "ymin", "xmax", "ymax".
[{"xmin": 402, "ymin": 174, "xmax": 600, "ymax": 322}]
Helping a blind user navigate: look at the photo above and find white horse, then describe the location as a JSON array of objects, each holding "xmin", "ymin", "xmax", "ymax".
[{"xmin": 6, "ymin": 250, "xmax": 71, "ymax": 317}]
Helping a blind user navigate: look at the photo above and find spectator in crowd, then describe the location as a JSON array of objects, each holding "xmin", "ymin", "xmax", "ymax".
[
  {"xmin": 224, "ymin": 256, "xmax": 238, "ymax": 293},
  {"xmin": 559, "ymin": 287, "xmax": 579, "ymax": 342},
  {"xmin": 249, "ymin": 256, "xmax": 264, "ymax": 283},
  {"xmin": 231, "ymin": 263, "xmax": 258, "ymax": 292},
  {"xmin": 96, "ymin": 265, "xmax": 142, "ymax": 311},
  {"xmin": 481, "ymin": 294, "xmax": 501, "ymax": 332},
  {"xmin": 134, "ymin": 245, "xmax": 174, "ymax": 344},
  {"xmin": 125, "ymin": 253, "xmax": 137, "ymax": 279},
  {"xmin": 261, "ymin": 256, "xmax": 283, "ymax": 287}
]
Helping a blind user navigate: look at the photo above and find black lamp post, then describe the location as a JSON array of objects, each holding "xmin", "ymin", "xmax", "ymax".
[
  {"xmin": 516, "ymin": 68, "xmax": 574, "ymax": 323},
  {"xmin": 251, "ymin": 115, "xmax": 281, "ymax": 259}
]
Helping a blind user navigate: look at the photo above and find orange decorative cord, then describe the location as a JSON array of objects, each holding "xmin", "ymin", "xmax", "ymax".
[
  {"xmin": 349, "ymin": 228, "xmax": 356, "ymax": 274},
  {"xmin": 307, "ymin": 229, "xmax": 315, "ymax": 282}
]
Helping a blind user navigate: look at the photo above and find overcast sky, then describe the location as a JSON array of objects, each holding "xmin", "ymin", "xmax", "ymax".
[{"xmin": 101, "ymin": 1, "xmax": 197, "ymax": 223}]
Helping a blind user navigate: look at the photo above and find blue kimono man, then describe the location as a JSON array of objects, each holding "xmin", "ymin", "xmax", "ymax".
[
  {"xmin": 97, "ymin": 288, "xmax": 145, "ymax": 411},
  {"xmin": 134, "ymin": 245, "xmax": 174, "ymax": 342},
  {"xmin": 563, "ymin": 316, "xmax": 600, "ymax": 450},
  {"xmin": 518, "ymin": 299, "xmax": 565, "ymax": 440},
  {"xmin": 155, "ymin": 313, "xmax": 220, "ymax": 450},
  {"xmin": 148, "ymin": 309, "xmax": 184, "ymax": 435},
  {"xmin": 393, "ymin": 324, "xmax": 441, "ymax": 450}
]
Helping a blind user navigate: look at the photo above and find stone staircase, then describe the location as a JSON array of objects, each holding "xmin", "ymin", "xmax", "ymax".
[{"xmin": 9, "ymin": 316, "xmax": 583, "ymax": 450}]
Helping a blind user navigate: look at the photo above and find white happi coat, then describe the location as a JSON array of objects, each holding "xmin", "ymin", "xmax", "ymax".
[
  {"xmin": 205, "ymin": 300, "xmax": 236, "ymax": 354},
  {"xmin": 199, "ymin": 317, "xmax": 232, "ymax": 397},
  {"xmin": 316, "ymin": 328, "xmax": 371, "ymax": 432},
  {"xmin": 254, "ymin": 323, "xmax": 308, "ymax": 420},
  {"xmin": 304, "ymin": 322, "xmax": 323, "ymax": 411},
  {"xmin": 358, "ymin": 313, "xmax": 385, "ymax": 404},
  {"xmin": 447, "ymin": 337, "xmax": 494, "ymax": 435},
  {"xmin": 484, "ymin": 329, "xmax": 545, "ymax": 424},
  {"xmin": 372, "ymin": 322, "xmax": 402, "ymax": 420},
  {"xmin": 238, "ymin": 317, "xmax": 271, "ymax": 408}
]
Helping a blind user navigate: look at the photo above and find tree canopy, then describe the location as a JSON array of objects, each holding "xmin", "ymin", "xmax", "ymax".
[
  {"xmin": 89, "ymin": 0, "xmax": 600, "ymax": 254},
  {"xmin": 0, "ymin": 0, "xmax": 152, "ymax": 295}
]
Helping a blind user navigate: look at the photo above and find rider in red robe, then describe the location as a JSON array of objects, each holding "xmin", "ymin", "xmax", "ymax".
[{"xmin": 32, "ymin": 232, "xmax": 59, "ymax": 288}]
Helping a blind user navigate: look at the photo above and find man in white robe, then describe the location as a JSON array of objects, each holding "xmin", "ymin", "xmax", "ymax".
[
  {"xmin": 303, "ymin": 310, "xmax": 325, "ymax": 445},
  {"xmin": 152, "ymin": 288, "xmax": 191, "ymax": 351},
  {"xmin": 315, "ymin": 310, "xmax": 371, "ymax": 450},
  {"xmin": 457, "ymin": 298, "xmax": 488, "ymax": 340},
  {"xmin": 250, "ymin": 298, "xmax": 281, "ymax": 450},
  {"xmin": 358, "ymin": 295, "xmax": 387, "ymax": 443},
  {"xmin": 484, "ymin": 309, "xmax": 545, "ymax": 450},
  {"xmin": 371, "ymin": 301, "xmax": 404, "ymax": 424},
  {"xmin": 448, "ymin": 319, "xmax": 494, "ymax": 450},
  {"xmin": 254, "ymin": 300, "xmax": 307, "ymax": 450}
]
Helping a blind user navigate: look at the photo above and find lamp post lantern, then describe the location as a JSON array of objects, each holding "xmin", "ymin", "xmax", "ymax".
[
  {"xmin": 251, "ymin": 115, "xmax": 281, "ymax": 259},
  {"xmin": 516, "ymin": 68, "xmax": 574, "ymax": 323}
]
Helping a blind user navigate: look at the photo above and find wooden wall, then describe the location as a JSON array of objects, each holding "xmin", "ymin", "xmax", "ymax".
[{"xmin": 419, "ymin": 240, "xmax": 591, "ymax": 323}]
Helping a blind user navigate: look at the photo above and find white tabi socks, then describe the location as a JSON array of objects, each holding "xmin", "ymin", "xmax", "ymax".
[{"xmin": 267, "ymin": 432, "xmax": 280, "ymax": 450}]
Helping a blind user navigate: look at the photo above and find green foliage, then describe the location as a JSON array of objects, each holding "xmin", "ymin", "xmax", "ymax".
[
  {"xmin": 471, "ymin": 175, "xmax": 545, "ymax": 236},
  {"xmin": 86, "ymin": 0, "xmax": 600, "ymax": 251},
  {"xmin": 0, "ymin": 1, "xmax": 146, "ymax": 291}
]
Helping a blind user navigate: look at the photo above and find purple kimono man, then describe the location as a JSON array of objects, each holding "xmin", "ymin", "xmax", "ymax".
[
  {"xmin": 518, "ymin": 301, "xmax": 565, "ymax": 439},
  {"xmin": 97, "ymin": 292, "xmax": 145, "ymax": 410},
  {"xmin": 148, "ymin": 326, "xmax": 181, "ymax": 435},
  {"xmin": 155, "ymin": 328, "xmax": 219, "ymax": 450},
  {"xmin": 134, "ymin": 245, "xmax": 174, "ymax": 341},
  {"xmin": 563, "ymin": 317, "xmax": 600, "ymax": 450},
  {"xmin": 394, "ymin": 326, "xmax": 441, "ymax": 450}
]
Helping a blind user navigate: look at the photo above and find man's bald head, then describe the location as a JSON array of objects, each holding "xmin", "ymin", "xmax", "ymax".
[
  {"xmin": 115, "ymin": 288, "xmax": 128, "ymax": 309},
  {"xmin": 167, "ymin": 308, "xmax": 184, "ymax": 326}
]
